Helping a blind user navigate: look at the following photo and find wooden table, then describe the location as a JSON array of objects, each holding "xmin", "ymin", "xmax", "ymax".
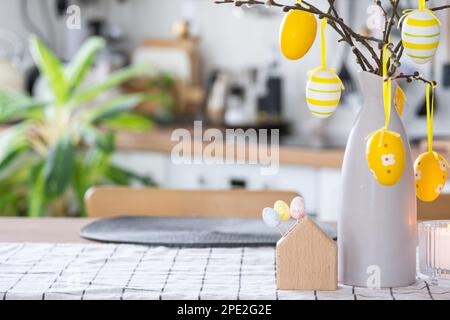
[
  {"xmin": 0, "ymin": 217, "xmax": 336, "ymax": 244},
  {"xmin": 0, "ymin": 217, "xmax": 448, "ymax": 300},
  {"xmin": 0, "ymin": 218, "xmax": 96, "ymax": 243}
]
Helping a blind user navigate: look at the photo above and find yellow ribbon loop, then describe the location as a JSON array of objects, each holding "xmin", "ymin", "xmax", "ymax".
[
  {"xmin": 424, "ymin": 82, "xmax": 449, "ymax": 165},
  {"xmin": 426, "ymin": 82, "xmax": 435, "ymax": 154},
  {"xmin": 398, "ymin": 0, "xmax": 441, "ymax": 29},
  {"xmin": 382, "ymin": 44, "xmax": 391, "ymax": 131},
  {"xmin": 306, "ymin": 18, "xmax": 345, "ymax": 90},
  {"xmin": 374, "ymin": 44, "xmax": 393, "ymax": 147},
  {"xmin": 419, "ymin": 0, "xmax": 426, "ymax": 10},
  {"xmin": 321, "ymin": 17, "xmax": 326, "ymax": 69}
]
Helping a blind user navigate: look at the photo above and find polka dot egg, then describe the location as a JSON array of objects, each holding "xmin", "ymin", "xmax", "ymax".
[
  {"xmin": 366, "ymin": 129, "xmax": 406, "ymax": 186},
  {"xmin": 401, "ymin": 9, "xmax": 440, "ymax": 64},
  {"xmin": 414, "ymin": 152, "xmax": 447, "ymax": 202},
  {"xmin": 306, "ymin": 69, "xmax": 342, "ymax": 118}
]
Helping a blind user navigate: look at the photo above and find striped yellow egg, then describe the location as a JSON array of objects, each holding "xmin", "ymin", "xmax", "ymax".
[
  {"xmin": 414, "ymin": 152, "xmax": 447, "ymax": 202},
  {"xmin": 305, "ymin": 69, "xmax": 342, "ymax": 118},
  {"xmin": 401, "ymin": 10, "xmax": 440, "ymax": 64},
  {"xmin": 366, "ymin": 130, "xmax": 405, "ymax": 186}
]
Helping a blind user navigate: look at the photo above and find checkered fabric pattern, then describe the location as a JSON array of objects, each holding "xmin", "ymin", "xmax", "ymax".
[{"xmin": 0, "ymin": 243, "xmax": 449, "ymax": 300}]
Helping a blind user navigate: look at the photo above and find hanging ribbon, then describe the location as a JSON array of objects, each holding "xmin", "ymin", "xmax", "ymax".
[
  {"xmin": 373, "ymin": 43, "xmax": 400, "ymax": 146},
  {"xmin": 398, "ymin": 0, "xmax": 441, "ymax": 28},
  {"xmin": 419, "ymin": 0, "xmax": 426, "ymax": 10},
  {"xmin": 426, "ymin": 83, "xmax": 434, "ymax": 153},
  {"xmin": 424, "ymin": 83, "xmax": 449, "ymax": 164},
  {"xmin": 307, "ymin": 18, "xmax": 345, "ymax": 90},
  {"xmin": 320, "ymin": 17, "xmax": 327, "ymax": 69},
  {"xmin": 366, "ymin": 43, "xmax": 400, "ymax": 145},
  {"xmin": 382, "ymin": 44, "xmax": 392, "ymax": 131}
]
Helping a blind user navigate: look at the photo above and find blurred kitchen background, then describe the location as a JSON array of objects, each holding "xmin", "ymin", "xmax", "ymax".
[{"xmin": 0, "ymin": 0, "xmax": 449, "ymax": 221}]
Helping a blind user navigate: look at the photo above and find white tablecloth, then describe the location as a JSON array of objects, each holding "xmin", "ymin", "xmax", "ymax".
[{"xmin": 0, "ymin": 243, "xmax": 449, "ymax": 300}]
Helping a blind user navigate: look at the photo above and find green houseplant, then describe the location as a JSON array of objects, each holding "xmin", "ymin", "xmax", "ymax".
[{"xmin": 0, "ymin": 36, "xmax": 166, "ymax": 217}]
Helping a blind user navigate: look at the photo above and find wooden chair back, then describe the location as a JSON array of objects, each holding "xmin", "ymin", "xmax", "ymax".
[{"xmin": 85, "ymin": 187, "xmax": 300, "ymax": 218}]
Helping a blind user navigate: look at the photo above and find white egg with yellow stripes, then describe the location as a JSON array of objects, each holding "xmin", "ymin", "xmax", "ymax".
[
  {"xmin": 401, "ymin": 9, "xmax": 440, "ymax": 64},
  {"xmin": 305, "ymin": 69, "xmax": 342, "ymax": 118}
]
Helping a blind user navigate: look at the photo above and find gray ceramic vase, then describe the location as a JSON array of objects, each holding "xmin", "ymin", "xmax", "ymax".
[{"xmin": 338, "ymin": 71, "xmax": 417, "ymax": 288}]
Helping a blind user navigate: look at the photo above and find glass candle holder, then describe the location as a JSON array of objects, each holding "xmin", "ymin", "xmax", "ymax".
[{"xmin": 418, "ymin": 220, "xmax": 450, "ymax": 286}]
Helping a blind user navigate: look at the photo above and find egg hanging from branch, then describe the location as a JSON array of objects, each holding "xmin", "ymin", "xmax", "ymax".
[
  {"xmin": 305, "ymin": 69, "xmax": 343, "ymax": 118},
  {"xmin": 279, "ymin": 9, "xmax": 317, "ymax": 60},
  {"xmin": 366, "ymin": 129, "xmax": 406, "ymax": 186},
  {"xmin": 414, "ymin": 152, "xmax": 447, "ymax": 202},
  {"xmin": 401, "ymin": 9, "xmax": 441, "ymax": 64}
]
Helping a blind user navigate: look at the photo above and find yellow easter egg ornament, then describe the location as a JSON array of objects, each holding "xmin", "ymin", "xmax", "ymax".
[
  {"xmin": 400, "ymin": 4, "xmax": 441, "ymax": 64},
  {"xmin": 279, "ymin": 9, "xmax": 317, "ymax": 60},
  {"xmin": 414, "ymin": 152, "xmax": 447, "ymax": 202},
  {"xmin": 273, "ymin": 200, "xmax": 291, "ymax": 221},
  {"xmin": 306, "ymin": 69, "xmax": 343, "ymax": 118},
  {"xmin": 366, "ymin": 129, "xmax": 406, "ymax": 186},
  {"xmin": 394, "ymin": 85, "xmax": 407, "ymax": 117}
]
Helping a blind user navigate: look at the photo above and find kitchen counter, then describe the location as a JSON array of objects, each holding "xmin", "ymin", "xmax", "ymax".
[
  {"xmin": 0, "ymin": 218, "xmax": 96, "ymax": 243},
  {"xmin": 0, "ymin": 125, "xmax": 437, "ymax": 169},
  {"xmin": 114, "ymin": 126, "xmax": 438, "ymax": 169},
  {"xmin": 116, "ymin": 127, "xmax": 345, "ymax": 169}
]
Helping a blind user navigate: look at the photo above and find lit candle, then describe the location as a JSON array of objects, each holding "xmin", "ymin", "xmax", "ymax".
[
  {"xmin": 419, "ymin": 220, "xmax": 450, "ymax": 283},
  {"xmin": 436, "ymin": 224, "xmax": 450, "ymax": 270}
]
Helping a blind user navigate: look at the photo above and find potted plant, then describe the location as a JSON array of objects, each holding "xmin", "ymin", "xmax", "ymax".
[{"xmin": 0, "ymin": 36, "xmax": 169, "ymax": 217}]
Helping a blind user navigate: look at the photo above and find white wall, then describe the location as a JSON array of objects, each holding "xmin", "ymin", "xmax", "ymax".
[
  {"xmin": 107, "ymin": 0, "xmax": 350, "ymax": 137},
  {"xmin": 1, "ymin": 0, "xmax": 450, "ymax": 138},
  {"xmin": 0, "ymin": 0, "xmax": 364, "ymax": 138}
]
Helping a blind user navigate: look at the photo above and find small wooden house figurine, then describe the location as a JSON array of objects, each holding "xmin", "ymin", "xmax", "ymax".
[{"xmin": 276, "ymin": 216, "xmax": 337, "ymax": 291}]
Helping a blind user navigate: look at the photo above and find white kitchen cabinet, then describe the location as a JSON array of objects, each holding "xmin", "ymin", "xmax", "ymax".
[
  {"xmin": 111, "ymin": 151, "xmax": 341, "ymax": 221},
  {"xmin": 111, "ymin": 151, "xmax": 170, "ymax": 186},
  {"xmin": 317, "ymin": 169, "xmax": 342, "ymax": 221}
]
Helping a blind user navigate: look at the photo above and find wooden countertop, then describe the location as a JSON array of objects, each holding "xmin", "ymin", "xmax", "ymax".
[
  {"xmin": 0, "ymin": 217, "xmax": 337, "ymax": 244},
  {"xmin": 116, "ymin": 127, "xmax": 346, "ymax": 169},
  {"xmin": 0, "ymin": 125, "xmax": 438, "ymax": 169},
  {"xmin": 115, "ymin": 127, "xmax": 447, "ymax": 169},
  {"xmin": 0, "ymin": 218, "xmax": 96, "ymax": 243}
]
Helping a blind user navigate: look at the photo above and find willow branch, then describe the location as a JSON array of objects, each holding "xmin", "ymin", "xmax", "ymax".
[
  {"xmin": 388, "ymin": 40, "xmax": 404, "ymax": 76},
  {"xmin": 300, "ymin": 0, "xmax": 382, "ymax": 71},
  {"xmin": 384, "ymin": 0, "xmax": 399, "ymax": 43},
  {"xmin": 327, "ymin": 0, "xmax": 370, "ymax": 72},
  {"xmin": 214, "ymin": 0, "xmax": 383, "ymax": 72},
  {"xmin": 375, "ymin": 0, "xmax": 388, "ymax": 19},
  {"xmin": 389, "ymin": 0, "xmax": 401, "ymax": 19},
  {"xmin": 214, "ymin": 0, "xmax": 450, "ymax": 81},
  {"xmin": 431, "ymin": 5, "xmax": 450, "ymax": 11},
  {"xmin": 393, "ymin": 72, "xmax": 436, "ymax": 86}
]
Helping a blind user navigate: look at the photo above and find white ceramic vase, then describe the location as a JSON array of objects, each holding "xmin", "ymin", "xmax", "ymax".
[{"xmin": 338, "ymin": 71, "xmax": 417, "ymax": 287}]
